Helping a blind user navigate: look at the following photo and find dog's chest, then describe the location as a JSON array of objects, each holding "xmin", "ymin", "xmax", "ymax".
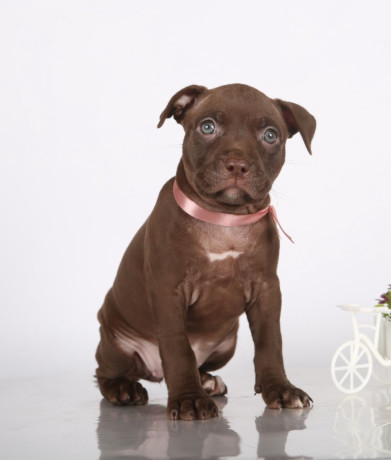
[
  {"xmin": 194, "ymin": 223, "xmax": 257, "ymax": 255},
  {"xmin": 184, "ymin": 223, "xmax": 262, "ymax": 306}
]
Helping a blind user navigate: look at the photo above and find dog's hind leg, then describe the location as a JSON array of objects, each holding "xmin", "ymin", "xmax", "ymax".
[
  {"xmin": 95, "ymin": 332, "xmax": 151, "ymax": 406},
  {"xmin": 97, "ymin": 376, "xmax": 149, "ymax": 406},
  {"xmin": 199, "ymin": 372, "xmax": 228, "ymax": 396},
  {"xmin": 198, "ymin": 333, "xmax": 237, "ymax": 396}
]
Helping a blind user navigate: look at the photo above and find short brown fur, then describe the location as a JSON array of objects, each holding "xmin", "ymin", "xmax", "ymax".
[{"xmin": 96, "ymin": 83, "xmax": 316, "ymax": 420}]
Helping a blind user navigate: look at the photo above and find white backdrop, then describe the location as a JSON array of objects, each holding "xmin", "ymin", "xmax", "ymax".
[{"xmin": 1, "ymin": 0, "xmax": 390, "ymax": 380}]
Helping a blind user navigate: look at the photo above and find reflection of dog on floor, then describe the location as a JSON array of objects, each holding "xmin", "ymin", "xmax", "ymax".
[
  {"xmin": 96, "ymin": 84, "xmax": 316, "ymax": 420},
  {"xmin": 97, "ymin": 398, "xmax": 240, "ymax": 459},
  {"xmin": 256, "ymin": 407, "xmax": 312, "ymax": 460}
]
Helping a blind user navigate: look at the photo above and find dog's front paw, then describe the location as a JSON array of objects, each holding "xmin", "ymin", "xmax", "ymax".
[
  {"xmin": 261, "ymin": 382, "xmax": 312, "ymax": 409},
  {"xmin": 167, "ymin": 392, "xmax": 219, "ymax": 421}
]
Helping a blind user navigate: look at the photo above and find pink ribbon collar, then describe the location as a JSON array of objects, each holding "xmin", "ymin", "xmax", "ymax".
[{"xmin": 173, "ymin": 180, "xmax": 294, "ymax": 243}]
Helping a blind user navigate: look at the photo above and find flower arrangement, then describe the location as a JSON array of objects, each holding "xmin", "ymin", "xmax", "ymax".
[{"xmin": 376, "ymin": 284, "xmax": 391, "ymax": 320}]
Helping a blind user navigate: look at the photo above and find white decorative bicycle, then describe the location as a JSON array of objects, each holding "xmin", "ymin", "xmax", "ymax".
[{"xmin": 331, "ymin": 304, "xmax": 391, "ymax": 394}]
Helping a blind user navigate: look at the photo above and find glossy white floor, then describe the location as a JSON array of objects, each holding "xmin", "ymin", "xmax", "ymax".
[{"xmin": 1, "ymin": 366, "xmax": 391, "ymax": 460}]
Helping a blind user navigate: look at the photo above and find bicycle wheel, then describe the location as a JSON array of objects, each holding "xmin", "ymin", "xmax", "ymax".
[{"xmin": 331, "ymin": 340, "xmax": 373, "ymax": 394}]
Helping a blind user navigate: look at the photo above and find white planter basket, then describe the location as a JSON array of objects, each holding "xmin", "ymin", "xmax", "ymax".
[{"xmin": 378, "ymin": 316, "xmax": 391, "ymax": 359}]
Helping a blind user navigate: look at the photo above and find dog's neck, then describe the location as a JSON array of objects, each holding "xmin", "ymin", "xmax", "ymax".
[{"xmin": 173, "ymin": 179, "xmax": 293, "ymax": 242}]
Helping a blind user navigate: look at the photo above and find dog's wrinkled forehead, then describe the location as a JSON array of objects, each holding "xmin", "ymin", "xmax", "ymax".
[{"xmin": 188, "ymin": 84, "xmax": 284, "ymax": 125}]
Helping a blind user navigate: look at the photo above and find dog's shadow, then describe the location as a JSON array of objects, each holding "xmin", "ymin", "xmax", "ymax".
[{"xmin": 96, "ymin": 397, "xmax": 240, "ymax": 460}]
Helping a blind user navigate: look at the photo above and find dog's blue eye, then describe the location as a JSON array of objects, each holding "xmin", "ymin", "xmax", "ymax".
[
  {"xmin": 201, "ymin": 121, "xmax": 216, "ymax": 135},
  {"xmin": 263, "ymin": 129, "xmax": 278, "ymax": 144}
]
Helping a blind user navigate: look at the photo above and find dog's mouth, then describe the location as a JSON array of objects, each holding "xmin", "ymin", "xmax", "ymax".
[
  {"xmin": 214, "ymin": 186, "xmax": 248, "ymax": 205},
  {"xmin": 193, "ymin": 170, "xmax": 271, "ymax": 208}
]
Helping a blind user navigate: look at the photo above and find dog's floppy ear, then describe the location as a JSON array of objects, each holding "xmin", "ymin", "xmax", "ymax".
[
  {"xmin": 157, "ymin": 85, "xmax": 208, "ymax": 128},
  {"xmin": 275, "ymin": 99, "xmax": 316, "ymax": 155}
]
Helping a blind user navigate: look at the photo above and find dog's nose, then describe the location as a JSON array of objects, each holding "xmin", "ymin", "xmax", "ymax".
[{"xmin": 225, "ymin": 158, "xmax": 249, "ymax": 178}]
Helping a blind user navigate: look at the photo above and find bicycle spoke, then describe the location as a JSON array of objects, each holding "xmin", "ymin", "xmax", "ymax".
[
  {"xmin": 353, "ymin": 369, "xmax": 365, "ymax": 384},
  {"xmin": 355, "ymin": 348, "xmax": 365, "ymax": 363},
  {"xmin": 355, "ymin": 363, "xmax": 369, "ymax": 369},
  {"xmin": 339, "ymin": 351, "xmax": 350, "ymax": 366},
  {"xmin": 334, "ymin": 365, "xmax": 350, "ymax": 371},
  {"xmin": 339, "ymin": 369, "xmax": 351, "ymax": 386},
  {"xmin": 350, "ymin": 344, "xmax": 356, "ymax": 361}
]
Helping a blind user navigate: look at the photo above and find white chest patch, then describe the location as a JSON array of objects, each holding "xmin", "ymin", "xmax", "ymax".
[{"xmin": 207, "ymin": 250, "xmax": 243, "ymax": 262}]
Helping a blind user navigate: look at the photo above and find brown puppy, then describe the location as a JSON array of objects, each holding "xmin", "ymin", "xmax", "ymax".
[{"xmin": 95, "ymin": 84, "xmax": 316, "ymax": 421}]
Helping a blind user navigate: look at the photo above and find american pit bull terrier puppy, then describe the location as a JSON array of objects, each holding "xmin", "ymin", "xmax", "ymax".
[{"xmin": 95, "ymin": 83, "xmax": 316, "ymax": 421}]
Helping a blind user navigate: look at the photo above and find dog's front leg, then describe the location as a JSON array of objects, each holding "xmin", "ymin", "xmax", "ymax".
[
  {"xmin": 246, "ymin": 277, "xmax": 312, "ymax": 409},
  {"xmin": 149, "ymin": 289, "xmax": 219, "ymax": 421}
]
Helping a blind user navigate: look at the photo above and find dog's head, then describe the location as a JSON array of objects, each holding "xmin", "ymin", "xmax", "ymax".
[{"xmin": 158, "ymin": 84, "xmax": 315, "ymax": 209}]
